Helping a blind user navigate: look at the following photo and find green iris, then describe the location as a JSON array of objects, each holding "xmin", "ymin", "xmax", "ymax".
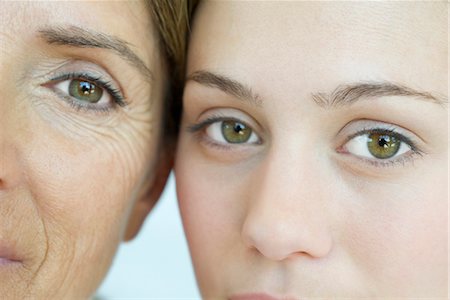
[
  {"xmin": 221, "ymin": 120, "xmax": 252, "ymax": 143},
  {"xmin": 367, "ymin": 133, "xmax": 401, "ymax": 159},
  {"xmin": 69, "ymin": 79, "xmax": 103, "ymax": 103}
]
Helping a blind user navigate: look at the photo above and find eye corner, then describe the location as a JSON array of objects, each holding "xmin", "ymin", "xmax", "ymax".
[{"xmin": 335, "ymin": 145, "xmax": 347, "ymax": 154}]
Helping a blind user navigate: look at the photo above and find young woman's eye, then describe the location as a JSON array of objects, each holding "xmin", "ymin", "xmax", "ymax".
[
  {"xmin": 343, "ymin": 131, "xmax": 411, "ymax": 160},
  {"xmin": 205, "ymin": 120, "xmax": 260, "ymax": 144}
]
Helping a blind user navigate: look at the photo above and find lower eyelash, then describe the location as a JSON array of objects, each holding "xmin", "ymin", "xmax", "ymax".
[
  {"xmin": 51, "ymin": 87, "xmax": 116, "ymax": 116},
  {"xmin": 356, "ymin": 149, "xmax": 424, "ymax": 168},
  {"xmin": 61, "ymin": 93, "xmax": 114, "ymax": 114},
  {"xmin": 197, "ymin": 135, "xmax": 234, "ymax": 151}
]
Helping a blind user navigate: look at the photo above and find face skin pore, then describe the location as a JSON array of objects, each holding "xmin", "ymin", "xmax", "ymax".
[
  {"xmin": 175, "ymin": 1, "xmax": 448, "ymax": 298},
  {"xmin": 1, "ymin": 1, "xmax": 170, "ymax": 298}
]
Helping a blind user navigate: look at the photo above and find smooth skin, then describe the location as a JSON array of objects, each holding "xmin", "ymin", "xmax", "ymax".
[
  {"xmin": 176, "ymin": 1, "xmax": 448, "ymax": 298},
  {"xmin": 1, "ymin": 1, "xmax": 170, "ymax": 298}
]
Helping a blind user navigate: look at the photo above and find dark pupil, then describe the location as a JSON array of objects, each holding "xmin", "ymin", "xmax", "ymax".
[
  {"xmin": 378, "ymin": 135, "xmax": 391, "ymax": 148},
  {"xmin": 79, "ymin": 81, "xmax": 96, "ymax": 95},
  {"xmin": 234, "ymin": 123, "xmax": 245, "ymax": 135}
]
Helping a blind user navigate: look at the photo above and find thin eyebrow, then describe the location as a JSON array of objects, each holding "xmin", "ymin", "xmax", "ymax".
[
  {"xmin": 38, "ymin": 25, "xmax": 153, "ymax": 80},
  {"xmin": 312, "ymin": 82, "xmax": 447, "ymax": 108},
  {"xmin": 186, "ymin": 71, "xmax": 262, "ymax": 107}
]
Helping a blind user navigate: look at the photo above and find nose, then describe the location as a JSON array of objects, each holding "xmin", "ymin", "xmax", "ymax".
[{"xmin": 241, "ymin": 144, "xmax": 333, "ymax": 261}]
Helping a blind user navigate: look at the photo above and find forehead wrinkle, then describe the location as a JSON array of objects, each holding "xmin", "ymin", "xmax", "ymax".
[
  {"xmin": 312, "ymin": 82, "xmax": 447, "ymax": 109},
  {"xmin": 38, "ymin": 25, "xmax": 154, "ymax": 81}
]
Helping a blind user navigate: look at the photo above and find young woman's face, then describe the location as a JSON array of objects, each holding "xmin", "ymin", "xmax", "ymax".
[
  {"xmin": 176, "ymin": 2, "xmax": 448, "ymax": 298},
  {"xmin": 1, "ymin": 1, "xmax": 168, "ymax": 298}
]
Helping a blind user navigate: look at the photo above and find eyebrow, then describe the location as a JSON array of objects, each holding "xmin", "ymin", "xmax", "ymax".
[
  {"xmin": 312, "ymin": 82, "xmax": 447, "ymax": 108},
  {"xmin": 186, "ymin": 71, "xmax": 262, "ymax": 107},
  {"xmin": 38, "ymin": 25, "xmax": 153, "ymax": 80},
  {"xmin": 187, "ymin": 70, "xmax": 447, "ymax": 108}
]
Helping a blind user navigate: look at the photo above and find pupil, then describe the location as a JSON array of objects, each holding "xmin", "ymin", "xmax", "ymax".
[
  {"xmin": 234, "ymin": 123, "xmax": 245, "ymax": 134},
  {"xmin": 378, "ymin": 137, "xmax": 387, "ymax": 147},
  {"xmin": 79, "ymin": 81, "xmax": 95, "ymax": 95},
  {"xmin": 378, "ymin": 135, "xmax": 393, "ymax": 148}
]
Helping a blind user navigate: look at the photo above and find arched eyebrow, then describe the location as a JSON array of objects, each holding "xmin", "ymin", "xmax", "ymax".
[
  {"xmin": 38, "ymin": 25, "xmax": 153, "ymax": 80},
  {"xmin": 312, "ymin": 82, "xmax": 447, "ymax": 108},
  {"xmin": 186, "ymin": 71, "xmax": 262, "ymax": 107}
]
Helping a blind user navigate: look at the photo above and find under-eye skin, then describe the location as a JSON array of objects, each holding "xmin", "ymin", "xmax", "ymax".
[
  {"xmin": 187, "ymin": 115, "xmax": 261, "ymax": 149},
  {"xmin": 340, "ymin": 127, "xmax": 424, "ymax": 168},
  {"xmin": 45, "ymin": 72, "xmax": 127, "ymax": 113}
]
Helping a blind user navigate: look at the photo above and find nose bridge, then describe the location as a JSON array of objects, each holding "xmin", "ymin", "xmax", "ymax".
[{"xmin": 241, "ymin": 140, "xmax": 333, "ymax": 261}]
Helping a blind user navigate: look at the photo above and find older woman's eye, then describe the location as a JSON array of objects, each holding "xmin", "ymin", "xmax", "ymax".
[
  {"xmin": 343, "ymin": 131, "xmax": 412, "ymax": 160},
  {"xmin": 205, "ymin": 120, "xmax": 260, "ymax": 144},
  {"xmin": 46, "ymin": 73, "xmax": 126, "ymax": 111}
]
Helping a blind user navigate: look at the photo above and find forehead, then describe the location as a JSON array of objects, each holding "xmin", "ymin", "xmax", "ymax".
[
  {"xmin": 188, "ymin": 2, "xmax": 447, "ymax": 97},
  {"xmin": 2, "ymin": 1, "xmax": 156, "ymax": 67}
]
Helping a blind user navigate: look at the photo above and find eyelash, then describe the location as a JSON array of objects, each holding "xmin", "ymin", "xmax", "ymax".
[
  {"xmin": 48, "ymin": 72, "xmax": 127, "ymax": 113},
  {"xmin": 188, "ymin": 115, "xmax": 234, "ymax": 132},
  {"xmin": 188, "ymin": 117, "xmax": 425, "ymax": 168}
]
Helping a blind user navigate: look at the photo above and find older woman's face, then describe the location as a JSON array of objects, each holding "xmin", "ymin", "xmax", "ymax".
[
  {"xmin": 1, "ymin": 1, "xmax": 168, "ymax": 298},
  {"xmin": 176, "ymin": 1, "xmax": 448, "ymax": 298}
]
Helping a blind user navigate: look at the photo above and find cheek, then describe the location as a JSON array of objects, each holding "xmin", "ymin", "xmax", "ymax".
[
  {"xmin": 341, "ymin": 168, "xmax": 448, "ymax": 295},
  {"xmin": 20, "ymin": 111, "xmax": 155, "ymax": 296},
  {"xmin": 175, "ymin": 141, "xmax": 247, "ymax": 292}
]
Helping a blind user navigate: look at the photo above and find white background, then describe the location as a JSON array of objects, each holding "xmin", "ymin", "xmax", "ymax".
[{"xmin": 96, "ymin": 173, "xmax": 201, "ymax": 299}]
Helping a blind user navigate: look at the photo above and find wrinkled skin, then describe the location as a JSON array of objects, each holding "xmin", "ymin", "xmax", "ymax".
[{"xmin": 0, "ymin": 1, "xmax": 169, "ymax": 298}]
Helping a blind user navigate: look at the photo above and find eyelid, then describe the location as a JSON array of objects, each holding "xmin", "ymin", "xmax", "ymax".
[
  {"xmin": 189, "ymin": 107, "xmax": 262, "ymax": 131},
  {"xmin": 188, "ymin": 115, "xmax": 246, "ymax": 133},
  {"xmin": 337, "ymin": 118, "xmax": 427, "ymax": 145}
]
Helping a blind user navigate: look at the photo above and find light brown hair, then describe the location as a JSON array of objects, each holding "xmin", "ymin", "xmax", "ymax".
[{"xmin": 147, "ymin": 0, "xmax": 199, "ymax": 139}]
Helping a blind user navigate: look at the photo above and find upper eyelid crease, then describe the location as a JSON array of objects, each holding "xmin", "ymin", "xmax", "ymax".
[{"xmin": 38, "ymin": 25, "xmax": 154, "ymax": 81}]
